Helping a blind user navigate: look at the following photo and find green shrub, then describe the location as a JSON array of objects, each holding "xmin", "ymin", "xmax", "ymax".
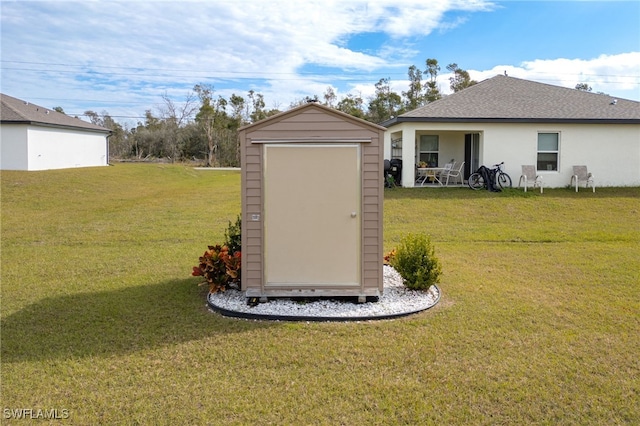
[
  {"xmin": 192, "ymin": 214, "xmax": 242, "ymax": 294},
  {"xmin": 224, "ymin": 214, "xmax": 242, "ymax": 254},
  {"xmin": 389, "ymin": 233, "xmax": 441, "ymax": 290}
]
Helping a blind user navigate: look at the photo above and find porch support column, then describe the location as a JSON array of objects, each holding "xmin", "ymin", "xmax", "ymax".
[
  {"xmin": 383, "ymin": 129, "xmax": 392, "ymax": 160},
  {"xmin": 401, "ymin": 128, "xmax": 416, "ymax": 188}
]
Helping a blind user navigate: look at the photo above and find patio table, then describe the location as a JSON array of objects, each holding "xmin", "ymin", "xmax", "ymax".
[{"xmin": 417, "ymin": 167, "xmax": 446, "ymax": 185}]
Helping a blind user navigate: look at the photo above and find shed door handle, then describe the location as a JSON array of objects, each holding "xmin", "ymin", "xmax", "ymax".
[{"xmin": 351, "ymin": 212, "xmax": 357, "ymax": 218}]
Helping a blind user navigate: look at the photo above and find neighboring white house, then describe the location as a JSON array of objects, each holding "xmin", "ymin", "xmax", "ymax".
[
  {"xmin": 382, "ymin": 75, "xmax": 640, "ymax": 188},
  {"xmin": 1, "ymin": 93, "xmax": 110, "ymax": 171}
]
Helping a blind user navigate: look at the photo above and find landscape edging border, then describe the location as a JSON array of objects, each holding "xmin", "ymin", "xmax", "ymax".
[{"xmin": 207, "ymin": 285, "xmax": 441, "ymax": 322}]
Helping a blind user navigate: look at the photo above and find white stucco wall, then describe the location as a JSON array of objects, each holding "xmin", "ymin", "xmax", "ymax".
[
  {"xmin": 27, "ymin": 125, "xmax": 108, "ymax": 171},
  {"xmin": 1, "ymin": 124, "xmax": 108, "ymax": 171},
  {"xmin": 386, "ymin": 121, "xmax": 640, "ymax": 188},
  {"xmin": 0, "ymin": 124, "xmax": 29, "ymax": 170},
  {"xmin": 481, "ymin": 123, "xmax": 640, "ymax": 188}
]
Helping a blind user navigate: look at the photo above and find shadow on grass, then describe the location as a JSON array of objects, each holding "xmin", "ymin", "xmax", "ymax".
[{"xmin": 1, "ymin": 278, "xmax": 273, "ymax": 363}]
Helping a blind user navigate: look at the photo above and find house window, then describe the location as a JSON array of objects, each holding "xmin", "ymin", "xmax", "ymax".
[
  {"xmin": 391, "ymin": 137, "xmax": 402, "ymax": 159},
  {"xmin": 419, "ymin": 135, "xmax": 439, "ymax": 166},
  {"xmin": 537, "ymin": 133, "xmax": 559, "ymax": 171}
]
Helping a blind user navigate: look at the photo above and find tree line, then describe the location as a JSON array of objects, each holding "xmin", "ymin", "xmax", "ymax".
[{"xmin": 63, "ymin": 59, "xmax": 477, "ymax": 167}]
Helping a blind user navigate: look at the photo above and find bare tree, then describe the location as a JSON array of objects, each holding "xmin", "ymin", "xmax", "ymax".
[
  {"xmin": 157, "ymin": 92, "xmax": 198, "ymax": 162},
  {"xmin": 323, "ymin": 87, "xmax": 337, "ymax": 108},
  {"xmin": 84, "ymin": 110, "xmax": 103, "ymax": 126},
  {"xmin": 194, "ymin": 84, "xmax": 228, "ymax": 167},
  {"xmin": 447, "ymin": 63, "xmax": 477, "ymax": 93}
]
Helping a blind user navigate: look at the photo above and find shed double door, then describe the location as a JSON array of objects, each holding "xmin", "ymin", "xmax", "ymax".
[{"xmin": 263, "ymin": 144, "xmax": 360, "ymax": 288}]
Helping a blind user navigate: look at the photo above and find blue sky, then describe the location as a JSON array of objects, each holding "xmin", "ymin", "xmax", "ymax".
[{"xmin": 1, "ymin": 0, "xmax": 638, "ymax": 125}]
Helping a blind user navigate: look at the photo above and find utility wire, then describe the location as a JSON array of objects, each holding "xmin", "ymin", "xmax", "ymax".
[{"xmin": 2, "ymin": 60, "xmax": 639, "ymax": 81}]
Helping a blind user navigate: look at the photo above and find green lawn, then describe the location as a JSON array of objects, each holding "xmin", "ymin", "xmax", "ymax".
[{"xmin": 1, "ymin": 164, "xmax": 639, "ymax": 425}]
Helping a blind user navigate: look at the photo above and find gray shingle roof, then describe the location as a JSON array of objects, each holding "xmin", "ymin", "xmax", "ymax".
[
  {"xmin": 385, "ymin": 75, "xmax": 640, "ymax": 125},
  {"xmin": 0, "ymin": 93, "xmax": 110, "ymax": 133}
]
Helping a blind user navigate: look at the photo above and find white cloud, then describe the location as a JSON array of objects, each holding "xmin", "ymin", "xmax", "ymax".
[
  {"xmin": 468, "ymin": 52, "xmax": 640, "ymax": 99},
  {"xmin": 2, "ymin": 0, "xmax": 637, "ymax": 125},
  {"xmin": 347, "ymin": 52, "xmax": 640, "ymax": 110},
  {"xmin": 380, "ymin": 0, "xmax": 494, "ymax": 37},
  {"xmin": 3, "ymin": 0, "xmax": 495, "ymax": 73}
]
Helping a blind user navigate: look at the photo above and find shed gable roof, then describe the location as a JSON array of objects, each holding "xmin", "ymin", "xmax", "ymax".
[
  {"xmin": 384, "ymin": 75, "xmax": 640, "ymax": 126},
  {"xmin": 240, "ymin": 101, "xmax": 386, "ymax": 134},
  {"xmin": 1, "ymin": 93, "xmax": 110, "ymax": 133}
]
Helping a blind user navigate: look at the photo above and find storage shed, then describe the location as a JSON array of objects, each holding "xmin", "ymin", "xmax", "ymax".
[{"xmin": 239, "ymin": 102, "xmax": 386, "ymax": 302}]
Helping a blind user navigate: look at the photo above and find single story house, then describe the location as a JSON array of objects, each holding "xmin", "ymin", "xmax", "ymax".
[
  {"xmin": 1, "ymin": 93, "xmax": 110, "ymax": 171},
  {"xmin": 381, "ymin": 75, "xmax": 640, "ymax": 188}
]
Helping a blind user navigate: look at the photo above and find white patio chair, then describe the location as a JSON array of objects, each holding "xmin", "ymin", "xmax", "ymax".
[
  {"xmin": 443, "ymin": 161, "xmax": 465, "ymax": 185},
  {"xmin": 570, "ymin": 165, "xmax": 595, "ymax": 192},
  {"xmin": 436, "ymin": 162, "xmax": 454, "ymax": 185},
  {"xmin": 518, "ymin": 165, "xmax": 543, "ymax": 193}
]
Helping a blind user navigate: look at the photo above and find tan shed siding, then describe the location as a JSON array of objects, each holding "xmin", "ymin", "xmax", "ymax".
[
  {"xmin": 242, "ymin": 138, "xmax": 264, "ymax": 291},
  {"xmin": 363, "ymin": 234, "xmax": 378, "ymax": 244},
  {"xmin": 364, "ymin": 254, "xmax": 380, "ymax": 264},
  {"xmin": 245, "ymin": 178, "xmax": 261, "ymax": 189},
  {"xmin": 240, "ymin": 130, "xmax": 248, "ymax": 291},
  {"xmin": 364, "ymin": 153, "xmax": 378, "ymax": 162},
  {"xmin": 272, "ymin": 110, "xmax": 368, "ymax": 127},
  {"xmin": 248, "ymin": 129, "xmax": 376, "ymax": 140},
  {"xmin": 247, "ymin": 270, "xmax": 262, "ymax": 280},
  {"xmin": 363, "ymin": 228, "xmax": 379, "ymax": 239},
  {"xmin": 281, "ymin": 110, "xmax": 347, "ymax": 122},
  {"xmin": 363, "ymin": 220, "xmax": 379, "ymax": 233},
  {"xmin": 364, "ymin": 260, "xmax": 379, "ymax": 268},
  {"xmin": 245, "ymin": 199, "xmax": 260, "ymax": 210},
  {"xmin": 364, "ymin": 268, "xmax": 379, "ymax": 279},
  {"xmin": 246, "ymin": 109, "xmax": 381, "ymax": 140},
  {"xmin": 259, "ymin": 121, "xmax": 372, "ymax": 132},
  {"xmin": 245, "ymin": 188, "xmax": 260, "ymax": 198},
  {"xmin": 363, "ymin": 219, "xmax": 379, "ymax": 228},
  {"xmin": 363, "ymin": 203, "xmax": 378, "ymax": 214},
  {"xmin": 246, "ymin": 244, "xmax": 261, "ymax": 252},
  {"xmin": 245, "ymin": 168, "xmax": 262, "ymax": 205},
  {"xmin": 246, "ymin": 163, "xmax": 261, "ymax": 173},
  {"xmin": 363, "ymin": 187, "xmax": 379, "ymax": 197},
  {"xmin": 363, "ymin": 195, "xmax": 379, "ymax": 203},
  {"xmin": 361, "ymin": 134, "xmax": 383, "ymax": 291},
  {"xmin": 363, "ymin": 179, "xmax": 379, "ymax": 188},
  {"xmin": 363, "ymin": 243, "xmax": 379, "ymax": 254},
  {"xmin": 246, "ymin": 227, "xmax": 261, "ymax": 238},
  {"xmin": 245, "ymin": 220, "xmax": 261, "ymax": 230},
  {"xmin": 246, "ymin": 153, "xmax": 260, "ymax": 163},
  {"xmin": 363, "ymin": 170, "xmax": 379, "ymax": 182},
  {"xmin": 246, "ymin": 262, "xmax": 261, "ymax": 271}
]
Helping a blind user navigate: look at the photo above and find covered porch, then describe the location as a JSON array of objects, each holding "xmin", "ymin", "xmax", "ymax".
[{"xmin": 384, "ymin": 128, "xmax": 482, "ymax": 188}]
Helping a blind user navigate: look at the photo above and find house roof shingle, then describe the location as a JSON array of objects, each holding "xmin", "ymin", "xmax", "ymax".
[
  {"xmin": 0, "ymin": 93, "xmax": 110, "ymax": 133},
  {"xmin": 384, "ymin": 75, "xmax": 640, "ymax": 126}
]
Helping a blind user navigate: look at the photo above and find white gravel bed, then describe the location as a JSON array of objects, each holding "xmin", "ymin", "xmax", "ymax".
[{"xmin": 207, "ymin": 265, "xmax": 440, "ymax": 320}]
